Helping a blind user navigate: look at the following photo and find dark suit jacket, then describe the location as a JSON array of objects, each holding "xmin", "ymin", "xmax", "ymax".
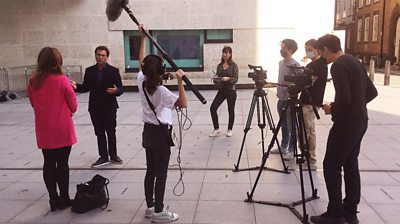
[{"xmin": 76, "ymin": 63, "xmax": 123, "ymax": 114}]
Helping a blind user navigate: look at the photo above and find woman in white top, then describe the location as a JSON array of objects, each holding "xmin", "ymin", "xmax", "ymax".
[{"xmin": 138, "ymin": 25, "xmax": 187, "ymax": 223}]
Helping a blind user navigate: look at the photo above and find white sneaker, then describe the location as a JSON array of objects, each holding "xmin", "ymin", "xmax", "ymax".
[
  {"xmin": 145, "ymin": 207, "xmax": 155, "ymax": 218},
  {"xmin": 209, "ymin": 129, "xmax": 221, "ymax": 137},
  {"xmin": 283, "ymin": 152, "xmax": 294, "ymax": 161},
  {"xmin": 151, "ymin": 207, "xmax": 179, "ymax": 223},
  {"xmin": 270, "ymin": 147, "xmax": 289, "ymax": 154},
  {"xmin": 226, "ymin": 129, "xmax": 233, "ymax": 137}
]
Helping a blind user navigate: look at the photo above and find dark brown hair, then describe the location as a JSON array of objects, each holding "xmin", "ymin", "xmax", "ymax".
[
  {"xmin": 95, "ymin": 45, "xmax": 110, "ymax": 57},
  {"xmin": 31, "ymin": 47, "xmax": 63, "ymax": 89},
  {"xmin": 314, "ymin": 34, "xmax": 342, "ymax": 53},
  {"xmin": 220, "ymin": 46, "xmax": 233, "ymax": 65},
  {"xmin": 142, "ymin": 55, "xmax": 164, "ymax": 95},
  {"xmin": 281, "ymin": 39, "xmax": 298, "ymax": 54},
  {"xmin": 305, "ymin": 39, "xmax": 317, "ymax": 47}
]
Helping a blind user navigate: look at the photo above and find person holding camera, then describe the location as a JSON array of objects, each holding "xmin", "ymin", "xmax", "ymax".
[
  {"xmin": 209, "ymin": 46, "xmax": 239, "ymax": 137},
  {"xmin": 299, "ymin": 39, "xmax": 328, "ymax": 170},
  {"xmin": 310, "ymin": 34, "xmax": 377, "ymax": 224},
  {"xmin": 138, "ymin": 25, "xmax": 187, "ymax": 223},
  {"xmin": 270, "ymin": 39, "xmax": 300, "ymax": 160}
]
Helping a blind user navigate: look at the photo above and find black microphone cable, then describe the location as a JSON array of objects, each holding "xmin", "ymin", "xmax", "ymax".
[{"xmin": 169, "ymin": 107, "xmax": 192, "ymax": 196}]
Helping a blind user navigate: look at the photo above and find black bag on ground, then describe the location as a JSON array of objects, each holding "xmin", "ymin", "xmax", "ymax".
[{"xmin": 71, "ymin": 174, "xmax": 110, "ymax": 213}]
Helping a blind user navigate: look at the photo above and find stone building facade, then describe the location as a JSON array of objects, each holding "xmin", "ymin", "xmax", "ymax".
[
  {"xmin": 0, "ymin": 0, "xmax": 334, "ymax": 81},
  {"xmin": 335, "ymin": 0, "xmax": 400, "ymax": 66}
]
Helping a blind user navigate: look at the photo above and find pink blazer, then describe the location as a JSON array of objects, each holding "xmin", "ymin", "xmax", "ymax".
[{"xmin": 28, "ymin": 74, "xmax": 77, "ymax": 149}]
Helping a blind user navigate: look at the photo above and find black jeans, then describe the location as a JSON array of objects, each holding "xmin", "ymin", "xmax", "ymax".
[
  {"xmin": 90, "ymin": 110, "xmax": 117, "ymax": 160},
  {"xmin": 323, "ymin": 121, "xmax": 368, "ymax": 216},
  {"xmin": 42, "ymin": 146, "xmax": 71, "ymax": 200},
  {"xmin": 142, "ymin": 123, "xmax": 171, "ymax": 213},
  {"xmin": 210, "ymin": 88, "xmax": 237, "ymax": 130}
]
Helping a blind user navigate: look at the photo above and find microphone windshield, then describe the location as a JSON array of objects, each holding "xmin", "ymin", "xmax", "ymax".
[{"xmin": 106, "ymin": 0, "xmax": 129, "ymax": 22}]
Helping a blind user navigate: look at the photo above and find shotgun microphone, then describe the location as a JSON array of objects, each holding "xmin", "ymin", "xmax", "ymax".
[
  {"xmin": 105, "ymin": 0, "xmax": 207, "ymax": 104},
  {"xmin": 106, "ymin": 0, "xmax": 129, "ymax": 22}
]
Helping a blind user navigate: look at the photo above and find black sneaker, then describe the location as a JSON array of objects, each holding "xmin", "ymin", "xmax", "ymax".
[
  {"xmin": 310, "ymin": 212, "xmax": 345, "ymax": 224},
  {"xmin": 345, "ymin": 214, "xmax": 359, "ymax": 224},
  {"xmin": 110, "ymin": 155, "xmax": 123, "ymax": 164},
  {"xmin": 91, "ymin": 158, "xmax": 109, "ymax": 168}
]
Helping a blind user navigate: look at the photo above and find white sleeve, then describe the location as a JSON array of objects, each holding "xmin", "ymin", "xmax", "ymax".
[{"xmin": 159, "ymin": 86, "xmax": 178, "ymax": 109}]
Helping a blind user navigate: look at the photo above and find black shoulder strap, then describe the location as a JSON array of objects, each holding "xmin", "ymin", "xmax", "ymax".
[{"xmin": 142, "ymin": 81, "xmax": 162, "ymax": 125}]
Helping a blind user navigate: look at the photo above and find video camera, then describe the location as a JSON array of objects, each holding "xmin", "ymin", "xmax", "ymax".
[
  {"xmin": 248, "ymin": 64, "xmax": 267, "ymax": 89},
  {"xmin": 284, "ymin": 65, "xmax": 313, "ymax": 94}
]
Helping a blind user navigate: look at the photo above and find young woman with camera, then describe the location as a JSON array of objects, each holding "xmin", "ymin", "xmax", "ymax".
[{"xmin": 209, "ymin": 46, "xmax": 239, "ymax": 137}]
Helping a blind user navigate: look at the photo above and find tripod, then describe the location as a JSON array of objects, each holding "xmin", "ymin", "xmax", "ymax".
[
  {"xmin": 245, "ymin": 92, "xmax": 319, "ymax": 224},
  {"xmin": 233, "ymin": 86, "xmax": 289, "ymax": 174}
]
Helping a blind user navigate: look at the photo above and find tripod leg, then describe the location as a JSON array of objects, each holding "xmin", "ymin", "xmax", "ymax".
[
  {"xmin": 261, "ymin": 95, "xmax": 288, "ymax": 173},
  {"xmin": 297, "ymin": 104, "xmax": 318, "ymax": 198},
  {"xmin": 233, "ymin": 93, "xmax": 257, "ymax": 172},
  {"xmin": 247, "ymin": 108, "xmax": 287, "ymax": 200}
]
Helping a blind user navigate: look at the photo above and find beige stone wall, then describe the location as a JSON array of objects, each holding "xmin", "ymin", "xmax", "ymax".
[{"xmin": 0, "ymin": 0, "xmax": 332, "ymax": 82}]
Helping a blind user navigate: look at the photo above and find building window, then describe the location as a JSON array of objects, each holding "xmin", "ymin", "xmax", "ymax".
[
  {"xmin": 366, "ymin": 0, "xmax": 371, "ymax": 5},
  {"xmin": 372, "ymin": 14, "xmax": 379, "ymax": 42},
  {"xmin": 123, "ymin": 29, "xmax": 233, "ymax": 72},
  {"xmin": 364, "ymin": 17, "xmax": 370, "ymax": 42},
  {"xmin": 358, "ymin": 0, "xmax": 364, "ymax": 8},
  {"xmin": 374, "ymin": 0, "xmax": 380, "ymax": 3},
  {"xmin": 346, "ymin": 30, "xmax": 351, "ymax": 49},
  {"xmin": 205, "ymin": 30, "xmax": 233, "ymax": 43},
  {"xmin": 357, "ymin": 19, "xmax": 363, "ymax": 42}
]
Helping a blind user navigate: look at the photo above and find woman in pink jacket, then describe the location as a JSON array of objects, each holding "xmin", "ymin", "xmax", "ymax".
[{"xmin": 28, "ymin": 47, "xmax": 77, "ymax": 212}]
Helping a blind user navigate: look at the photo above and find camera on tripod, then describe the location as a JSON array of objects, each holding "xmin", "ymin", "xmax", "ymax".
[
  {"xmin": 284, "ymin": 65, "xmax": 313, "ymax": 94},
  {"xmin": 248, "ymin": 64, "xmax": 267, "ymax": 89}
]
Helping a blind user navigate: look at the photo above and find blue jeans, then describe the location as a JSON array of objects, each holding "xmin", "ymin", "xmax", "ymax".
[{"xmin": 277, "ymin": 100, "xmax": 294, "ymax": 152}]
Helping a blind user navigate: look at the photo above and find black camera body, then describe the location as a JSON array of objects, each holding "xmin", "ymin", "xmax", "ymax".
[
  {"xmin": 284, "ymin": 65, "xmax": 313, "ymax": 94},
  {"xmin": 248, "ymin": 64, "xmax": 267, "ymax": 89}
]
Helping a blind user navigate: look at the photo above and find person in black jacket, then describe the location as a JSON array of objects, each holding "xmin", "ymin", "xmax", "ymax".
[
  {"xmin": 310, "ymin": 35, "xmax": 378, "ymax": 224},
  {"xmin": 299, "ymin": 39, "xmax": 328, "ymax": 170},
  {"xmin": 71, "ymin": 46, "xmax": 123, "ymax": 168},
  {"xmin": 209, "ymin": 46, "xmax": 238, "ymax": 137}
]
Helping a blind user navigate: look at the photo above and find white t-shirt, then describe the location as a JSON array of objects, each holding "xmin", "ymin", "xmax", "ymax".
[{"xmin": 138, "ymin": 71, "xmax": 179, "ymax": 125}]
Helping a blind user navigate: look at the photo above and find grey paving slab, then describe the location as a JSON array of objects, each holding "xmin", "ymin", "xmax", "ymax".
[{"xmin": 0, "ymin": 81, "xmax": 400, "ymax": 223}]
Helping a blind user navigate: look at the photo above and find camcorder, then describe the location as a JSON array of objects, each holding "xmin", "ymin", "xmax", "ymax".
[
  {"xmin": 284, "ymin": 65, "xmax": 313, "ymax": 94},
  {"xmin": 248, "ymin": 64, "xmax": 267, "ymax": 89}
]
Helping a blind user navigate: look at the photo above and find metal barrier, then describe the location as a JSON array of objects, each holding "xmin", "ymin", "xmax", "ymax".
[
  {"xmin": 4, "ymin": 65, "xmax": 83, "ymax": 99},
  {"xmin": 0, "ymin": 67, "xmax": 9, "ymax": 93}
]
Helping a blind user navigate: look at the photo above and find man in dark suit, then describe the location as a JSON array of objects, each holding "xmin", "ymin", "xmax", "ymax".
[
  {"xmin": 71, "ymin": 46, "xmax": 123, "ymax": 168},
  {"xmin": 310, "ymin": 35, "xmax": 378, "ymax": 224}
]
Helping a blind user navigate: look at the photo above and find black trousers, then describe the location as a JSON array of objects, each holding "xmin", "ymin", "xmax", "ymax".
[
  {"xmin": 42, "ymin": 146, "xmax": 71, "ymax": 200},
  {"xmin": 142, "ymin": 123, "xmax": 171, "ymax": 213},
  {"xmin": 323, "ymin": 121, "xmax": 368, "ymax": 216},
  {"xmin": 210, "ymin": 88, "xmax": 237, "ymax": 130},
  {"xmin": 90, "ymin": 110, "xmax": 117, "ymax": 160}
]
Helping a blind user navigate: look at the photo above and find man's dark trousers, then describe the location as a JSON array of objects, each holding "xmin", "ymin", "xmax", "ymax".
[
  {"xmin": 323, "ymin": 120, "xmax": 368, "ymax": 217},
  {"xmin": 89, "ymin": 109, "xmax": 117, "ymax": 160}
]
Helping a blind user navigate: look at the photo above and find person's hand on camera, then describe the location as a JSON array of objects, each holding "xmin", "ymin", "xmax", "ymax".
[{"xmin": 322, "ymin": 104, "xmax": 332, "ymax": 115}]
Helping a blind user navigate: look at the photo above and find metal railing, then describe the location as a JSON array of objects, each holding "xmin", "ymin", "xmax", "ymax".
[{"xmin": 0, "ymin": 65, "xmax": 83, "ymax": 100}]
